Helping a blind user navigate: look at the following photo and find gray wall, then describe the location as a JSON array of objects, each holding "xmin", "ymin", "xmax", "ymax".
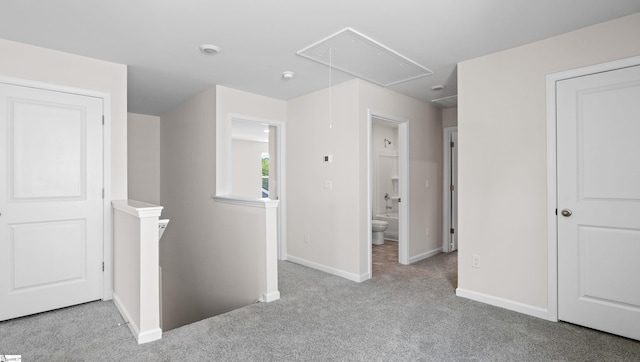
[
  {"xmin": 128, "ymin": 113, "xmax": 160, "ymax": 204},
  {"xmin": 159, "ymin": 86, "xmax": 262, "ymax": 330}
]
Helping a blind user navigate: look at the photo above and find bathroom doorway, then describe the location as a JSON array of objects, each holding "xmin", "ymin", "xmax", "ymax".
[{"xmin": 367, "ymin": 110, "xmax": 409, "ymax": 277}]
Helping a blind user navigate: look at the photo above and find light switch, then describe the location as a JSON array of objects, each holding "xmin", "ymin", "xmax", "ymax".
[
  {"xmin": 323, "ymin": 154, "xmax": 333, "ymax": 163},
  {"xmin": 324, "ymin": 180, "xmax": 333, "ymax": 191}
]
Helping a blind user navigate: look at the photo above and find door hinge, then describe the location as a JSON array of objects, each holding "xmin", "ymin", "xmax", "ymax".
[
  {"xmin": 450, "ymin": 228, "xmax": 455, "ymax": 234},
  {"xmin": 450, "ymin": 184, "xmax": 455, "ymax": 191},
  {"xmin": 102, "ymin": 115, "xmax": 105, "ymax": 125},
  {"xmin": 102, "ymin": 189, "xmax": 105, "ymax": 198},
  {"xmin": 102, "ymin": 262, "xmax": 105, "ymax": 272},
  {"xmin": 450, "ymin": 141, "xmax": 455, "ymax": 147}
]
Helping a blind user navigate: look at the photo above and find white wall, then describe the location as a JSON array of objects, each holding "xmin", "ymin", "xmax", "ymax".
[
  {"xmin": 128, "ymin": 113, "xmax": 160, "ymax": 204},
  {"xmin": 457, "ymin": 12, "xmax": 640, "ymax": 312},
  {"xmin": 287, "ymin": 80, "xmax": 363, "ymax": 278},
  {"xmin": 372, "ymin": 123, "xmax": 398, "ymax": 215},
  {"xmin": 287, "ymin": 79, "xmax": 442, "ymax": 279},
  {"xmin": 231, "ymin": 139, "xmax": 268, "ymax": 198},
  {"xmin": 0, "ymin": 38, "xmax": 127, "ymax": 199}
]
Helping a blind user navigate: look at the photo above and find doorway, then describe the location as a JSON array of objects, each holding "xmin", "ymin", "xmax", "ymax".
[
  {"xmin": 547, "ymin": 56, "xmax": 640, "ymax": 341},
  {"xmin": 368, "ymin": 110, "xmax": 409, "ymax": 277}
]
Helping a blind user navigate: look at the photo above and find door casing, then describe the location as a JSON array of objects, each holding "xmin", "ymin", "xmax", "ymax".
[
  {"xmin": 442, "ymin": 126, "xmax": 457, "ymax": 253},
  {"xmin": 545, "ymin": 55, "xmax": 640, "ymax": 322}
]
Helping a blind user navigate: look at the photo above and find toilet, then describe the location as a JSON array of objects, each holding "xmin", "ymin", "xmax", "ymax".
[{"xmin": 372, "ymin": 220, "xmax": 389, "ymax": 245}]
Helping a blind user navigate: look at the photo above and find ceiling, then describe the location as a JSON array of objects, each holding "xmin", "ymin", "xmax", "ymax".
[{"xmin": 1, "ymin": 1, "xmax": 638, "ymax": 116}]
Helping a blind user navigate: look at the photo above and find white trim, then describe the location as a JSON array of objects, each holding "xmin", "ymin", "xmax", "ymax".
[
  {"xmin": 367, "ymin": 109, "xmax": 410, "ymax": 281},
  {"xmin": 0, "ymin": 75, "xmax": 114, "ymax": 301},
  {"xmin": 113, "ymin": 293, "xmax": 137, "ymax": 339},
  {"xmin": 408, "ymin": 247, "xmax": 442, "ymax": 264},
  {"xmin": 296, "ymin": 27, "xmax": 433, "ymax": 87},
  {"xmin": 456, "ymin": 288, "xmax": 551, "ymax": 321},
  {"xmin": 545, "ymin": 55, "xmax": 640, "ymax": 323},
  {"xmin": 0, "ymin": 76, "xmax": 108, "ymax": 99},
  {"xmin": 102, "ymin": 93, "xmax": 113, "ymax": 301},
  {"xmin": 287, "ymin": 255, "xmax": 369, "ymax": 283},
  {"xmin": 262, "ymin": 291, "xmax": 281, "ymax": 302},
  {"xmin": 442, "ymin": 126, "xmax": 457, "ymax": 253},
  {"xmin": 213, "ymin": 195, "xmax": 279, "ymax": 208},
  {"xmin": 111, "ymin": 199, "xmax": 163, "ymax": 217},
  {"xmin": 113, "ymin": 294, "xmax": 161, "ymax": 344},
  {"xmin": 398, "ymin": 121, "xmax": 409, "ymax": 265},
  {"xmin": 224, "ymin": 113, "xmax": 287, "ymax": 261},
  {"xmin": 137, "ymin": 328, "xmax": 163, "ymax": 344},
  {"xmin": 546, "ymin": 69, "xmax": 560, "ymax": 323}
]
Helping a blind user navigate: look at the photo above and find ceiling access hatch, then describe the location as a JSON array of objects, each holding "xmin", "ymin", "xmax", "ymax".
[
  {"xmin": 297, "ymin": 28, "xmax": 433, "ymax": 87},
  {"xmin": 431, "ymin": 95, "xmax": 458, "ymax": 108}
]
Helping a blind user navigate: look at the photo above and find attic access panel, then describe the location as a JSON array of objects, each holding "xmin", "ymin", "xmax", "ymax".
[
  {"xmin": 297, "ymin": 27, "xmax": 432, "ymax": 87},
  {"xmin": 431, "ymin": 95, "xmax": 458, "ymax": 108}
]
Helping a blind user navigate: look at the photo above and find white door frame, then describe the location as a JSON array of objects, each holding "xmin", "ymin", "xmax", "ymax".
[
  {"xmin": 545, "ymin": 55, "xmax": 640, "ymax": 322},
  {"xmin": 0, "ymin": 75, "xmax": 113, "ymax": 300},
  {"xmin": 225, "ymin": 113, "xmax": 287, "ymax": 260},
  {"xmin": 367, "ymin": 109, "xmax": 410, "ymax": 277},
  {"xmin": 442, "ymin": 126, "xmax": 457, "ymax": 252}
]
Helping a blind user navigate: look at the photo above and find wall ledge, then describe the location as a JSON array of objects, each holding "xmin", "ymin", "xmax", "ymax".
[
  {"xmin": 112, "ymin": 199, "xmax": 163, "ymax": 218},
  {"xmin": 213, "ymin": 195, "xmax": 279, "ymax": 208}
]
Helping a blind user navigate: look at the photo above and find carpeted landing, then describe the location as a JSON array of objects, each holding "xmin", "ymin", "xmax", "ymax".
[{"xmin": 1, "ymin": 250, "xmax": 639, "ymax": 361}]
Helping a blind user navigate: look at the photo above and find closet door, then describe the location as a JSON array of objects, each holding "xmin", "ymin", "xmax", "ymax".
[
  {"xmin": 557, "ymin": 64, "xmax": 640, "ymax": 340},
  {"xmin": 0, "ymin": 81, "xmax": 104, "ymax": 321}
]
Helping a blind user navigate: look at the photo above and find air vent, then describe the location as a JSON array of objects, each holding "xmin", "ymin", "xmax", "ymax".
[
  {"xmin": 431, "ymin": 95, "xmax": 458, "ymax": 108},
  {"xmin": 297, "ymin": 27, "xmax": 432, "ymax": 87}
]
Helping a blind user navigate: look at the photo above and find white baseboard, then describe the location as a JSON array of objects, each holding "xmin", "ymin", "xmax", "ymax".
[
  {"xmin": 456, "ymin": 288, "xmax": 551, "ymax": 320},
  {"xmin": 138, "ymin": 328, "xmax": 162, "ymax": 344},
  {"xmin": 113, "ymin": 293, "xmax": 162, "ymax": 344},
  {"xmin": 287, "ymin": 255, "xmax": 369, "ymax": 282},
  {"xmin": 262, "ymin": 291, "xmax": 281, "ymax": 302},
  {"xmin": 409, "ymin": 247, "xmax": 442, "ymax": 264}
]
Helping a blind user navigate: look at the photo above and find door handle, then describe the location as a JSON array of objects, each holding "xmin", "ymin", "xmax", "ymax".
[{"xmin": 561, "ymin": 209, "xmax": 572, "ymax": 217}]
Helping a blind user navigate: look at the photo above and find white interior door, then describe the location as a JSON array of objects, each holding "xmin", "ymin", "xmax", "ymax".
[
  {"xmin": 557, "ymin": 64, "xmax": 640, "ymax": 340},
  {"xmin": 0, "ymin": 81, "xmax": 104, "ymax": 321}
]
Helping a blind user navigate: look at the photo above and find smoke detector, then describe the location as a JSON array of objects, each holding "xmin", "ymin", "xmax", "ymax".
[
  {"xmin": 199, "ymin": 44, "xmax": 221, "ymax": 55},
  {"xmin": 282, "ymin": 71, "xmax": 295, "ymax": 80}
]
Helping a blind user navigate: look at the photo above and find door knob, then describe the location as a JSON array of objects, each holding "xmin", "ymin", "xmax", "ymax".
[{"xmin": 561, "ymin": 209, "xmax": 572, "ymax": 217}]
